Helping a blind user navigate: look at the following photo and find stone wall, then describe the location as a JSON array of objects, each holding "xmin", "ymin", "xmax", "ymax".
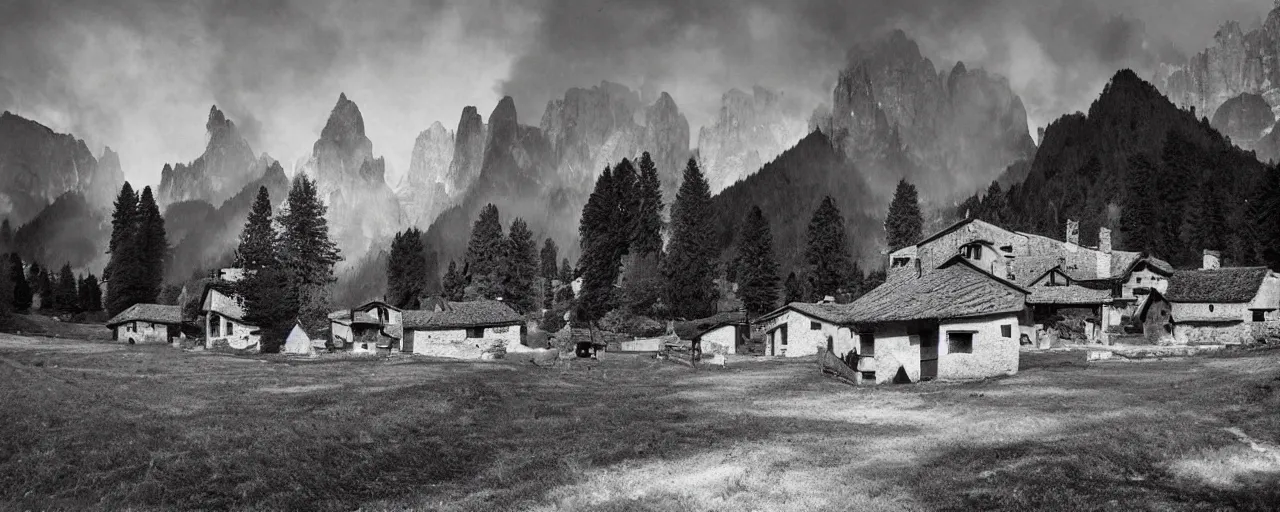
[
  {"xmin": 699, "ymin": 325, "xmax": 737, "ymax": 355},
  {"xmin": 1173, "ymin": 321, "xmax": 1277, "ymax": 345},
  {"xmin": 116, "ymin": 321, "xmax": 171, "ymax": 344},
  {"xmin": 938, "ymin": 315, "xmax": 1020, "ymax": 380},
  {"xmin": 755, "ymin": 309, "xmax": 855, "ymax": 358},
  {"xmin": 206, "ymin": 313, "xmax": 261, "ymax": 352},
  {"xmin": 408, "ymin": 324, "xmax": 521, "ymax": 359}
]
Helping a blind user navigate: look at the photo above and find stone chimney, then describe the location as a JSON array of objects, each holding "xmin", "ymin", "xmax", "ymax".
[
  {"xmin": 820, "ymin": 295, "xmax": 836, "ymax": 304},
  {"xmin": 1096, "ymin": 227, "xmax": 1113, "ymax": 278},
  {"xmin": 1065, "ymin": 219, "xmax": 1080, "ymax": 246},
  {"xmin": 1203, "ymin": 250, "xmax": 1221, "ymax": 270},
  {"xmin": 1098, "ymin": 227, "xmax": 1112, "ymax": 254}
]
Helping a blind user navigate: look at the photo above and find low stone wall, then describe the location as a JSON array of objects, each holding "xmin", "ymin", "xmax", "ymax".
[{"xmin": 1174, "ymin": 322, "xmax": 1275, "ymax": 346}]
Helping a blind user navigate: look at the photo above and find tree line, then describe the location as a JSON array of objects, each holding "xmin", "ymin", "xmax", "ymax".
[{"xmin": 104, "ymin": 182, "xmax": 168, "ymax": 317}]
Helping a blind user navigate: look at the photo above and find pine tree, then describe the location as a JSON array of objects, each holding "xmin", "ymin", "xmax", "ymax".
[
  {"xmin": 664, "ymin": 158, "xmax": 718, "ymax": 319},
  {"xmin": 979, "ymin": 181, "xmax": 1007, "ymax": 225},
  {"xmin": 276, "ymin": 174, "xmax": 341, "ymax": 331},
  {"xmin": 241, "ymin": 265, "xmax": 300, "ymax": 350},
  {"xmin": 442, "ymin": 260, "xmax": 465, "ymax": 301},
  {"xmin": 135, "ymin": 186, "xmax": 167, "ymax": 303},
  {"xmin": 1254, "ymin": 165, "xmax": 1280, "ymax": 269},
  {"xmin": 621, "ymin": 253, "xmax": 664, "ymax": 316},
  {"xmin": 1182, "ymin": 174, "xmax": 1228, "ymax": 254},
  {"xmin": 55, "ymin": 263, "xmax": 77, "ymax": 313},
  {"xmin": 784, "ymin": 271, "xmax": 804, "ymax": 304},
  {"xmin": 885, "ymin": 179, "xmax": 923, "ymax": 251},
  {"xmin": 0, "ymin": 219, "xmax": 11, "ymax": 253},
  {"xmin": 560, "ymin": 258, "xmax": 574, "ymax": 284},
  {"xmin": 633, "ymin": 152, "xmax": 665, "ymax": 256},
  {"xmin": 9, "ymin": 254, "xmax": 30, "ymax": 312},
  {"xmin": 1121, "ymin": 154, "xmax": 1158, "ymax": 254},
  {"xmin": 540, "ymin": 238, "xmax": 559, "ymax": 280},
  {"xmin": 611, "ymin": 158, "xmax": 640, "ymax": 256},
  {"xmin": 578, "ymin": 166, "xmax": 621, "ymax": 322},
  {"xmin": 36, "ymin": 266, "xmax": 53, "ymax": 311},
  {"xmin": 78, "ymin": 274, "xmax": 102, "ymax": 313},
  {"xmin": 105, "ymin": 182, "xmax": 138, "ymax": 282},
  {"xmin": 735, "ymin": 206, "xmax": 780, "ymax": 317},
  {"xmin": 465, "ymin": 204, "xmax": 505, "ymax": 278},
  {"xmin": 387, "ymin": 228, "xmax": 430, "ymax": 309},
  {"xmin": 500, "ymin": 218, "xmax": 538, "ymax": 313},
  {"xmin": 805, "ymin": 196, "xmax": 853, "ymax": 300},
  {"xmin": 235, "ymin": 186, "xmax": 277, "ymax": 271}
]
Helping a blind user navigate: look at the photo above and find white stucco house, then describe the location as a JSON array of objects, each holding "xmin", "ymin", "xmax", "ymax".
[
  {"xmin": 107, "ymin": 303, "xmax": 183, "ymax": 344},
  {"xmin": 401, "ymin": 300, "xmax": 524, "ymax": 359},
  {"xmin": 329, "ymin": 300, "xmax": 403, "ymax": 354},
  {"xmin": 200, "ymin": 281, "xmax": 261, "ymax": 353},
  {"xmin": 845, "ymin": 256, "xmax": 1029, "ymax": 384},
  {"xmin": 755, "ymin": 302, "xmax": 858, "ymax": 358},
  {"xmin": 693, "ymin": 321, "xmax": 748, "ymax": 355}
]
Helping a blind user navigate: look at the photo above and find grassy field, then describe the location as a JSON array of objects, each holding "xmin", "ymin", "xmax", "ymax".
[{"xmin": 1, "ymin": 334, "xmax": 1279, "ymax": 511}]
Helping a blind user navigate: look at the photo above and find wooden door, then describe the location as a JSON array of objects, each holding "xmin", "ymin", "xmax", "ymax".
[
  {"xmin": 919, "ymin": 329, "xmax": 938, "ymax": 381},
  {"xmin": 402, "ymin": 330, "xmax": 415, "ymax": 353}
]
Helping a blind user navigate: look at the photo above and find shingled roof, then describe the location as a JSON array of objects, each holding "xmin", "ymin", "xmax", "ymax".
[
  {"xmin": 1165, "ymin": 267, "xmax": 1270, "ymax": 303},
  {"xmin": 846, "ymin": 259, "xmax": 1027, "ymax": 325},
  {"xmin": 1026, "ymin": 285, "xmax": 1112, "ymax": 305},
  {"xmin": 107, "ymin": 303, "xmax": 183, "ymax": 328},
  {"xmin": 402, "ymin": 300, "xmax": 523, "ymax": 330}
]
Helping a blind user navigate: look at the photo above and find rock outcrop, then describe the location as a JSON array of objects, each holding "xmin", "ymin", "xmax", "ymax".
[
  {"xmin": 445, "ymin": 106, "xmax": 487, "ymax": 199},
  {"xmin": 1211, "ymin": 92, "xmax": 1274, "ymax": 151},
  {"xmin": 396, "ymin": 121, "xmax": 455, "ymax": 228},
  {"xmin": 0, "ymin": 111, "xmax": 124, "ymax": 224},
  {"xmin": 822, "ymin": 30, "xmax": 1035, "ymax": 201},
  {"xmin": 158, "ymin": 106, "xmax": 262, "ymax": 207},
  {"xmin": 300, "ymin": 93, "xmax": 404, "ymax": 260},
  {"xmin": 697, "ymin": 86, "xmax": 807, "ymax": 193},
  {"xmin": 1155, "ymin": 19, "xmax": 1277, "ymax": 122}
]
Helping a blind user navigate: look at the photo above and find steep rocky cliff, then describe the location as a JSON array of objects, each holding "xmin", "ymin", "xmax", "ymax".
[
  {"xmin": 299, "ymin": 93, "xmax": 404, "ymax": 261},
  {"xmin": 697, "ymin": 86, "xmax": 807, "ymax": 193},
  {"xmin": 0, "ymin": 111, "xmax": 123, "ymax": 224},
  {"xmin": 396, "ymin": 121, "xmax": 455, "ymax": 228},
  {"xmin": 1211, "ymin": 92, "xmax": 1274, "ymax": 152},
  {"xmin": 819, "ymin": 30, "xmax": 1035, "ymax": 202},
  {"xmin": 445, "ymin": 106, "xmax": 487, "ymax": 198},
  {"xmin": 158, "ymin": 106, "xmax": 262, "ymax": 207}
]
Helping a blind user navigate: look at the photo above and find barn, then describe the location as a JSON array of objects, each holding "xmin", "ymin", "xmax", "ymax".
[
  {"xmin": 754, "ymin": 303, "xmax": 857, "ymax": 358},
  {"xmin": 1167, "ymin": 264, "xmax": 1280, "ymax": 345},
  {"xmin": 107, "ymin": 304, "xmax": 183, "ymax": 345}
]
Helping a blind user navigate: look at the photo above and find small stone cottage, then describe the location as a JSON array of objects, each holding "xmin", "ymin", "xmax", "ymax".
[
  {"xmin": 401, "ymin": 300, "xmax": 523, "ymax": 359},
  {"xmin": 329, "ymin": 300, "xmax": 403, "ymax": 354},
  {"xmin": 1166, "ymin": 252, "xmax": 1280, "ymax": 344},
  {"xmin": 845, "ymin": 256, "xmax": 1029, "ymax": 384},
  {"xmin": 693, "ymin": 320, "xmax": 749, "ymax": 356},
  {"xmin": 755, "ymin": 303, "xmax": 858, "ymax": 358},
  {"xmin": 200, "ymin": 282, "xmax": 261, "ymax": 352},
  {"xmin": 107, "ymin": 303, "xmax": 183, "ymax": 344}
]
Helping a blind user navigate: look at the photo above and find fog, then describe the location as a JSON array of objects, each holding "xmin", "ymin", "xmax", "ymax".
[{"xmin": 0, "ymin": 0, "xmax": 1270, "ymax": 188}]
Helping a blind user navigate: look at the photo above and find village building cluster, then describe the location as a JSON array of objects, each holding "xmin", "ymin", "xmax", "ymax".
[{"xmin": 104, "ymin": 217, "xmax": 1280, "ymax": 382}]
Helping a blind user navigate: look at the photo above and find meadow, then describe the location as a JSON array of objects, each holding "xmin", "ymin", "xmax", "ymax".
[{"xmin": 1, "ymin": 329, "xmax": 1278, "ymax": 511}]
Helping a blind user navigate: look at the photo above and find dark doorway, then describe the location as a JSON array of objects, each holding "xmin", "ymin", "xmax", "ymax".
[{"xmin": 919, "ymin": 329, "xmax": 938, "ymax": 381}]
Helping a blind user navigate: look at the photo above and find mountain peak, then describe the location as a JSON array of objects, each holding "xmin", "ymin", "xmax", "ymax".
[{"xmin": 321, "ymin": 92, "xmax": 366, "ymax": 143}]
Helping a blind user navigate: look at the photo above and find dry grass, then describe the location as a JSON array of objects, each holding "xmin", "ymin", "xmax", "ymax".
[{"xmin": 1, "ymin": 334, "xmax": 1278, "ymax": 511}]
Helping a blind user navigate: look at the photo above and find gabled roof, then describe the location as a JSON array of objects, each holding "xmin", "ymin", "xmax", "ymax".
[
  {"xmin": 1026, "ymin": 285, "xmax": 1113, "ymax": 305},
  {"xmin": 1165, "ymin": 267, "xmax": 1271, "ymax": 303},
  {"xmin": 846, "ymin": 259, "xmax": 1027, "ymax": 325},
  {"xmin": 199, "ymin": 282, "xmax": 246, "ymax": 321},
  {"xmin": 755, "ymin": 302, "xmax": 853, "ymax": 325},
  {"xmin": 354, "ymin": 300, "xmax": 401, "ymax": 313},
  {"xmin": 674, "ymin": 311, "xmax": 747, "ymax": 340},
  {"xmin": 401, "ymin": 300, "xmax": 523, "ymax": 330},
  {"xmin": 107, "ymin": 303, "xmax": 183, "ymax": 327},
  {"xmin": 915, "ymin": 218, "xmax": 1006, "ymax": 248}
]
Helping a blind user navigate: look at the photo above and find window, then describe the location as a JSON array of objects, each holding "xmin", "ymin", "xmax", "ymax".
[
  {"xmin": 1209, "ymin": 304, "xmax": 1215, "ymax": 313},
  {"xmin": 227, "ymin": 322, "xmax": 234, "ymax": 336},
  {"xmin": 961, "ymin": 244, "xmax": 983, "ymax": 260},
  {"xmin": 947, "ymin": 331, "xmax": 974, "ymax": 354},
  {"xmin": 211, "ymin": 315, "xmax": 221, "ymax": 337},
  {"xmin": 1253, "ymin": 310, "xmax": 1266, "ymax": 322},
  {"xmin": 810, "ymin": 321, "xmax": 821, "ymax": 331},
  {"xmin": 891, "ymin": 257, "xmax": 911, "ymax": 268},
  {"xmin": 1136, "ymin": 277, "xmax": 1143, "ymax": 284},
  {"xmin": 1001, "ymin": 325, "xmax": 1012, "ymax": 338},
  {"xmin": 466, "ymin": 327, "xmax": 484, "ymax": 338},
  {"xmin": 859, "ymin": 333, "xmax": 875, "ymax": 356}
]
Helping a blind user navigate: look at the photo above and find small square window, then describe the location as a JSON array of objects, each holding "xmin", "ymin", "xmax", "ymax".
[
  {"xmin": 1001, "ymin": 325, "xmax": 1012, "ymax": 338},
  {"xmin": 1253, "ymin": 310, "xmax": 1266, "ymax": 322},
  {"xmin": 859, "ymin": 333, "xmax": 875, "ymax": 356},
  {"xmin": 948, "ymin": 332, "xmax": 974, "ymax": 354},
  {"xmin": 466, "ymin": 327, "xmax": 484, "ymax": 338},
  {"xmin": 810, "ymin": 321, "xmax": 821, "ymax": 330},
  {"xmin": 1137, "ymin": 277, "xmax": 1143, "ymax": 284}
]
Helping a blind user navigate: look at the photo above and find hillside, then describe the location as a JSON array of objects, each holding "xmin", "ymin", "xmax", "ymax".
[{"xmin": 711, "ymin": 130, "xmax": 880, "ymax": 274}]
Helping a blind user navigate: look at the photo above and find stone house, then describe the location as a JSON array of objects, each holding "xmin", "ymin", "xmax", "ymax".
[
  {"xmin": 1166, "ymin": 251, "xmax": 1280, "ymax": 345},
  {"xmin": 693, "ymin": 320, "xmax": 749, "ymax": 355},
  {"xmin": 200, "ymin": 281, "xmax": 261, "ymax": 352},
  {"xmin": 107, "ymin": 303, "xmax": 183, "ymax": 344},
  {"xmin": 401, "ymin": 300, "xmax": 524, "ymax": 359},
  {"xmin": 1133, "ymin": 289, "xmax": 1173, "ymax": 344},
  {"xmin": 329, "ymin": 300, "xmax": 403, "ymax": 354},
  {"xmin": 846, "ymin": 256, "xmax": 1029, "ymax": 384},
  {"xmin": 755, "ymin": 303, "xmax": 858, "ymax": 358}
]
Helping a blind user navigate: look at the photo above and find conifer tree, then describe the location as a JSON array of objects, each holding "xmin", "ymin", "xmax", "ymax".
[
  {"xmin": 633, "ymin": 152, "xmax": 665, "ymax": 255},
  {"xmin": 540, "ymin": 238, "xmax": 559, "ymax": 280},
  {"xmin": 0, "ymin": 219, "xmax": 11, "ymax": 253},
  {"xmin": 578, "ymin": 166, "xmax": 621, "ymax": 322},
  {"xmin": 271, "ymin": 174, "xmax": 341, "ymax": 337},
  {"xmin": 1254, "ymin": 165, "xmax": 1280, "ymax": 269},
  {"xmin": 501, "ymin": 218, "xmax": 538, "ymax": 312},
  {"xmin": 465, "ymin": 204, "xmax": 505, "ymax": 278},
  {"xmin": 885, "ymin": 179, "xmax": 923, "ymax": 251},
  {"xmin": 9, "ymin": 254, "xmax": 30, "ymax": 312},
  {"xmin": 387, "ymin": 227, "xmax": 430, "ymax": 309},
  {"xmin": 784, "ymin": 271, "xmax": 804, "ymax": 304},
  {"xmin": 560, "ymin": 258, "xmax": 574, "ymax": 284},
  {"xmin": 78, "ymin": 274, "xmax": 102, "ymax": 313},
  {"xmin": 1121, "ymin": 154, "xmax": 1158, "ymax": 254},
  {"xmin": 664, "ymin": 158, "xmax": 718, "ymax": 319},
  {"xmin": 735, "ymin": 206, "xmax": 780, "ymax": 317},
  {"xmin": 805, "ymin": 196, "xmax": 853, "ymax": 300},
  {"xmin": 135, "ymin": 186, "xmax": 167, "ymax": 303},
  {"xmin": 979, "ymin": 181, "xmax": 1007, "ymax": 225},
  {"xmin": 105, "ymin": 182, "xmax": 138, "ymax": 281},
  {"xmin": 235, "ymin": 186, "xmax": 277, "ymax": 271},
  {"xmin": 56, "ymin": 263, "xmax": 78, "ymax": 313},
  {"xmin": 36, "ymin": 266, "xmax": 53, "ymax": 311},
  {"xmin": 611, "ymin": 158, "xmax": 640, "ymax": 255},
  {"xmin": 442, "ymin": 260, "xmax": 466, "ymax": 301}
]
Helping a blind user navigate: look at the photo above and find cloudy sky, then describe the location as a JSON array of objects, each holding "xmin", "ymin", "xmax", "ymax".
[{"xmin": 0, "ymin": 0, "xmax": 1271, "ymax": 187}]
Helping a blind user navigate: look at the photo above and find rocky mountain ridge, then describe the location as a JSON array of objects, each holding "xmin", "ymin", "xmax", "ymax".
[
  {"xmin": 697, "ymin": 86, "xmax": 808, "ymax": 194},
  {"xmin": 0, "ymin": 111, "xmax": 125, "ymax": 225},
  {"xmin": 158, "ymin": 105, "xmax": 267, "ymax": 207}
]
